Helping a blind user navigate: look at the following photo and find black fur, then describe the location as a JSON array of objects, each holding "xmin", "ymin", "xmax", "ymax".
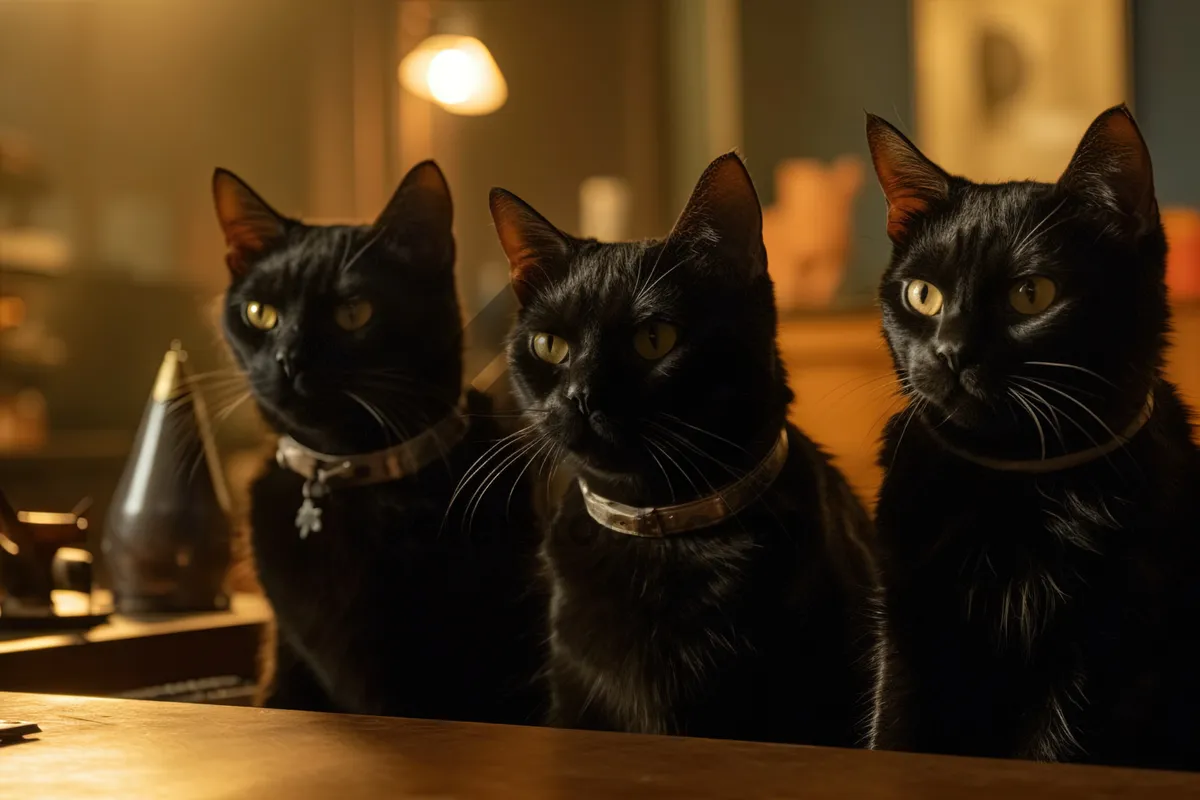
[
  {"xmin": 213, "ymin": 162, "xmax": 543, "ymax": 723},
  {"xmin": 867, "ymin": 106, "xmax": 1200, "ymax": 769},
  {"xmin": 490, "ymin": 153, "xmax": 877, "ymax": 744}
]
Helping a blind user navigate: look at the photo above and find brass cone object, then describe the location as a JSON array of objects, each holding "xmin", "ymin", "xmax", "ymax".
[{"xmin": 103, "ymin": 341, "xmax": 233, "ymax": 613}]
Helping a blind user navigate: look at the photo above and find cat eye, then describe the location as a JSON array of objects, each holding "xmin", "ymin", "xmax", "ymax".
[
  {"xmin": 1009, "ymin": 276, "xmax": 1057, "ymax": 315},
  {"xmin": 244, "ymin": 301, "xmax": 279, "ymax": 330},
  {"xmin": 633, "ymin": 321, "xmax": 679, "ymax": 360},
  {"xmin": 532, "ymin": 332, "xmax": 569, "ymax": 364},
  {"xmin": 904, "ymin": 280, "xmax": 944, "ymax": 317},
  {"xmin": 335, "ymin": 299, "xmax": 374, "ymax": 331}
]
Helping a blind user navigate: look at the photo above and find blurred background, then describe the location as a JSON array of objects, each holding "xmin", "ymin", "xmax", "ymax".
[{"xmin": 2, "ymin": 0, "xmax": 1199, "ymax": 548}]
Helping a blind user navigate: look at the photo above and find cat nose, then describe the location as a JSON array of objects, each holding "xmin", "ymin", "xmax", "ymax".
[
  {"xmin": 565, "ymin": 384, "xmax": 591, "ymax": 416},
  {"xmin": 935, "ymin": 341, "xmax": 962, "ymax": 373}
]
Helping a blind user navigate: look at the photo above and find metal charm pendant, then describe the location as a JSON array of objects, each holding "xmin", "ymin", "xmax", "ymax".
[{"xmin": 295, "ymin": 478, "xmax": 327, "ymax": 540}]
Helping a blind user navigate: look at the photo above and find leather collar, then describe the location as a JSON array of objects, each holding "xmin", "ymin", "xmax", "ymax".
[{"xmin": 579, "ymin": 427, "xmax": 790, "ymax": 537}]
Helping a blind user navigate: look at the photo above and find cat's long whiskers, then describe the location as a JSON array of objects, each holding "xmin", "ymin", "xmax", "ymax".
[
  {"xmin": 1023, "ymin": 361, "xmax": 1120, "ymax": 390},
  {"xmin": 1012, "ymin": 386, "xmax": 1068, "ymax": 450},
  {"xmin": 466, "ymin": 436, "xmax": 541, "ymax": 533},
  {"xmin": 657, "ymin": 414, "xmax": 749, "ymax": 455},
  {"xmin": 1008, "ymin": 388, "xmax": 1047, "ymax": 460},
  {"xmin": 643, "ymin": 439, "xmax": 677, "ymax": 504},
  {"xmin": 345, "ymin": 391, "xmax": 395, "ymax": 447},
  {"xmin": 443, "ymin": 428, "xmax": 534, "ymax": 527},
  {"xmin": 647, "ymin": 434, "xmax": 703, "ymax": 500},
  {"xmin": 1011, "ymin": 381, "xmax": 1109, "ymax": 458},
  {"xmin": 1015, "ymin": 378, "xmax": 1122, "ymax": 444},
  {"xmin": 647, "ymin": 421, "xmax": 741, "ymax": 479},
  {"xmin": 889, "ymin": 398, "xmax": 924, "ymax": 470}
]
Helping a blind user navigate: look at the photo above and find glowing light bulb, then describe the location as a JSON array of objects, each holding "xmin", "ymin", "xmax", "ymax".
[
  {"xmin": 426, "ymin": 49, "xmax": 479, "ymax": 106},
  {"xmin": 399, "ymin": 35, "xmax": 507, "ymax": 116}
]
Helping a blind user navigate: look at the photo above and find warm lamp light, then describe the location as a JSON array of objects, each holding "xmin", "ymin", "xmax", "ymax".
[{"xmin": 399, "ymin": 35, "xmax": 507, "ymax": 116}]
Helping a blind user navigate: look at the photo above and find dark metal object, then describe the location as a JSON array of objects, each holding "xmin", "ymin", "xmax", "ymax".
[
  {"xmin": 0, "ymin": 491, "xmax": 105, "ymax": 629},
  {"xmin": 103, "ymin": 342, "xmax": 233, "ymax": 614}
]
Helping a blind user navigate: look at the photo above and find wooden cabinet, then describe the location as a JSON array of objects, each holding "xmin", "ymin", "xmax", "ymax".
[{"xmin": 779, "ymin": 304, "xmax": 1200, "ymax": 509}]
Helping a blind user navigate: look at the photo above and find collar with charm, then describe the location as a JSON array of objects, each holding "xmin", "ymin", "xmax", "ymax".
[
  {"xmin": 578, "ymin": 427, "xmax": 790, "ymax": 538},
  {"xmin": 275, "ymin": 401, "xmax": 469, "ymax": 539},
  {"xmin": 928, "ymin": 390, "xmax": 1155, "ymax": 474}
]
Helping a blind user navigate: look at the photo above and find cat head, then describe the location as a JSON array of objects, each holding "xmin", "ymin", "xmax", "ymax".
[
  {"xmin": 212, "ymin": 161, "xmax": 461, "ymax": 454},
  {"xmin": 490, "ymin": 153, "xmax": 790, "ymax": 499},
  {"xmin": 867, "ymin": 105, "xmax": 1168, "ymax": 459}
]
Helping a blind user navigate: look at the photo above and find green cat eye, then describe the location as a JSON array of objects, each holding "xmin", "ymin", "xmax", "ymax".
[
  {"xmin": 633, "ymin": 321, "xmax": 678, "ymax": 360},
  {"xmin": 244, "ymin": 301, "xmax": 278, "ymax": 330},
  {"xmin": 532, "ymin": 332, "xmax": 569, "ymax": 364},
  {"xmin": 1009, "ymin": 276, "xmax": 1057, "ymax": 315}
]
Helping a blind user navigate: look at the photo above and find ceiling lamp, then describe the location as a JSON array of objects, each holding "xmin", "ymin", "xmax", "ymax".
[{"xmin": 399, "ymin": 34, "xmax": 507, "ymax": 116}]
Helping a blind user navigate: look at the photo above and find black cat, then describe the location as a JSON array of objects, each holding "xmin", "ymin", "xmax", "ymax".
[
  {"xmin": 488, "ymin": 153, "xmax": 877, "ymax": 745},
  {"xmin": 866, "ymin": 105, "xmax": 1200, "ymax": 769},
  {"xmin": 212, "ymin": 161, "xmax": 543, "ymax": 723}
]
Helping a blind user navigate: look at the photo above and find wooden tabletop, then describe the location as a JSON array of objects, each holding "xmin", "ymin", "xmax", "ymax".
[{"xmin": 1, "ymin": 693, "xmax": 1198, "ymax": 799}]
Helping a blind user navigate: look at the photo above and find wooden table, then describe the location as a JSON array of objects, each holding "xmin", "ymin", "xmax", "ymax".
[
  {"xmin": 0, "ymin": 593, "xmax": 270, "ymax": 699},
  {"xmin": 1, "ymin": 693, "xmax": 1198, "ymax": 799}
]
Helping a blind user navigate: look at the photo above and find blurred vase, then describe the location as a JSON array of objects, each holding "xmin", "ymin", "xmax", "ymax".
[
  {"xmin": 103, "ymin": 341, "xmax": 233, "ymax": 614},
  {"xmin": 1163, "ymin": 208, "xmax": 1200, "ymax": 301},
  {"xmin": 763, "ymin": 156, "xmax": 864, "ymax": 311}
]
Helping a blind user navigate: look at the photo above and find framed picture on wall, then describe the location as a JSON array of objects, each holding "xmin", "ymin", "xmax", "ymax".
[{"xmin": 913, "ymin": 0, "xmax": 1130, "ymax": 182}]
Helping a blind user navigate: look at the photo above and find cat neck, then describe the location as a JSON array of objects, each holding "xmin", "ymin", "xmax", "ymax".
[
  {"xmin": 579, "ymin": 411, "xmax": 789, "ymax": 508},
  {"xmin": 277, "ymin": 392, "xmax": 464, "ymax": 457},
  {"xmin": 925, "ymin": 389, "xmax": 1157, "ymax": 473}
]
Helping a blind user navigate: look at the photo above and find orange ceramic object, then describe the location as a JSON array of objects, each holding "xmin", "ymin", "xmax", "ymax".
[{"xmin": 1163, "ymin": 207, "xmax": 1200, "ymax": 301}]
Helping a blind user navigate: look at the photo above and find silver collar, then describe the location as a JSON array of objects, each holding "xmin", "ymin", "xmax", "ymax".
[
  {"xmin": 929, "ymin": 391, "xmax": 1155, "ymax": 474},
  {"xmin": 274, "ymin": 400, "xmax": 468, "ymax": 538},
  {"xmin": 579, "ymin": 427, "xmax": 790, "ymax": 537}
]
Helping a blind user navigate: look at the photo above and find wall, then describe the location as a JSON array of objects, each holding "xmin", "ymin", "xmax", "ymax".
[
  {"xmin": 740, "ymin": 0, "xmax": 913, "ymax": 303},
  {"xmin": 1131, "ymin": 0, "xmax": 1200, "ymax": 210}
]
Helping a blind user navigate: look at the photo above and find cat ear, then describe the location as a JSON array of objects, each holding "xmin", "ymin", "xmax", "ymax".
[
  {"xmin": 212, "ymin": 168, "xmax": 290, "ymax": 277},
  {"xmin": 375, "ymin": 160, "xmax": 454, "ymax": 266},
  {"xmin": 865, "ymin": 114, "xmax": 951, "ymax": 243},
  {"xmin": 489, "ymin": 188, "xmax": 570, "ymax": 305},
  {"xmin": 1058, "ymin": 104, "xmax": 1158, "ymax": 236},
  {"xmin": 674, "ymin": 152, "xmax": 766, "ymax": 277}
]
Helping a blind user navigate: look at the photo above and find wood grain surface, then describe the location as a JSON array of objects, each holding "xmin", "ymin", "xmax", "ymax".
[{"xmin": 0, "ymin": 692, "xmax": 1197, "ymax": 799}]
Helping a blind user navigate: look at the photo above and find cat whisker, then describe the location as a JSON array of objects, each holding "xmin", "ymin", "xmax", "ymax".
[
  {"xmin": 443, "ymin": 427, "xmax": 535, "ymax": 528},
  {"xmin": 1023, "ymin": 361, "xmax": 1120, "ymax": 390},
  {"xmin": 1008, "ymin": 387, "xmax": 1047, "ymax": 460},
  {"xmin": 656, "ymin": 413, "xmax": 749, "ymax": 455},
  {"xmin": 889, "ymin": 398, "xmax": 924, "ymax": 470},
  {"xmin": 646, "ymin": 434, "xmax": 704, "ymax": 500},
  {"xmin": 1011, "ymin": 385, "xmax": 1068, "ymax": 451},
  {"xmin": 466, "ymin": 435, "xmax": 541, "ymax": 533},
  {"xmin": 643, "ymin": 439, "xmax": 677, "ymax": 504},
  {"xmin": 1014, "ymin": 378, "xmax": 1122, "ymax": 444}
]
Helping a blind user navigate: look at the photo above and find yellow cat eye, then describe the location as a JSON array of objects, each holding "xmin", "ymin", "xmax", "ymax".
[
  {"xmin": 335, "ymin": 299, "xmax": 374, "ymax": 331},
  {"xmin": 905, "ymin": 280, "xmax": 944, "ymax": 317},
  {"xmin": 1009, "ymin": 276, "xmax": 1057, "ymax": 315},
  {"xmin": 532, "ymin": 332, "xmax": 569, "ymax": 364},
  {"xmin": 633, "ymin": 321, "xmax": 679, "ymax": 360},
  {"xmin": 244, "ymin": 301, "xmax": 278, "ymax": 330}
]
